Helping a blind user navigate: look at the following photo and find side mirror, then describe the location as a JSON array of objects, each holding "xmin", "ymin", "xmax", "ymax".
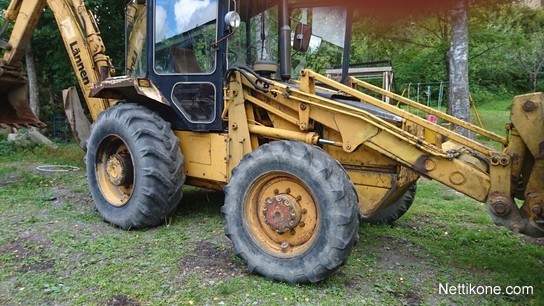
[{"xmin": 293, "ymin": 23, "xmax": 312, "ymax": 53}]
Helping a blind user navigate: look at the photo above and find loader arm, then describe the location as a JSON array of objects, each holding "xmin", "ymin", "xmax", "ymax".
[
  {"xmin": 0, "ymin": 0, "xmax": 115, "ymax": 128},
  {"xmin": 225, "ymin": 68, "xmax": 544, "ymax": 238}
]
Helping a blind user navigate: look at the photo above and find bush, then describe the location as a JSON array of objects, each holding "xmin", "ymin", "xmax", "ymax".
[{"xmin": 0, "ymin": 130, "xmax": 41, "ymax": 156}]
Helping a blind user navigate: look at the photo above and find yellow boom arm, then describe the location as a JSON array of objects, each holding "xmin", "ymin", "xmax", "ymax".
[{"xmin": 0, "ymin": 0, "xmax": 115, "ymax": 127}]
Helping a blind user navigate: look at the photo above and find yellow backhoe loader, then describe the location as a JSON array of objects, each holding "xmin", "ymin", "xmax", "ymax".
[{"xmin": 0, "ymin": 0, "xmax": 542, "ymax": 284}]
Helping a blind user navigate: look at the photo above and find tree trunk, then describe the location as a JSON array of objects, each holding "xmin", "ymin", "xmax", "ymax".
[
  {"xmin": 25, "ymin": 42, "xmax": 40, "ymax": 118},
  {"xmin": 447, "ymin": 0, "xmax": 472, "ymax": 138}
]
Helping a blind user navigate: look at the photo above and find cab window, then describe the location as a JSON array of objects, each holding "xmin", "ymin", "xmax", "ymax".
[{"xmin": 154, "ymin": 0, "xmax": 218, "ymax": 74}]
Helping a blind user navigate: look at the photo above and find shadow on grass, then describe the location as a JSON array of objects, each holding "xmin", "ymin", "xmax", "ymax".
[{"xmin": 175, "ymin": 187, "xmax": 225, "ymax": 217}]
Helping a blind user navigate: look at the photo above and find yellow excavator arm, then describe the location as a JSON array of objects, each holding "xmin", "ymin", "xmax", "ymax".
[{"xmin": 0, "ymin": 0, "xmax": 115, "ymax": 129}]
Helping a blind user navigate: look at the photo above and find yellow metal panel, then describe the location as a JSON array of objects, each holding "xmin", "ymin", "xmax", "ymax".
[
  {"xmin": 355, "ymin": 185, "xmax": 393, "ymax": 217},
  {"xmin": 324, "ymin": 128, "xmax": 397, "ymax": 168},
  {"xmin": 227, "ymin": 74, "xmax": 253, "ymax": 176},
  {"xmin": 335, "ymin": 115, "xmax": 379, "ymax": 153},
  {"xmin": 348, "ymin": 170, "xmax": 395, "ymax": 189},
  {"xmin": 184, "ymin": 134, "xmax": 212, "ymax": 165},
  {"xmin": 510, "ymin": 93, "xmax": 544, "ymax": 158},
  {"xmin": 176, "ymin": 131, "xmax": 228, "ymax": 184},
  {"xmin": 346, "ymin": 168, "xmax": 401, "ymax": 217}
]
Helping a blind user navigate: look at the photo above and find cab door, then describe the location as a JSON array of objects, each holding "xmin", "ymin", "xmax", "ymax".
[{"xmin": 148, "ymin": 0, "xmax": 228, "ymax": 131}]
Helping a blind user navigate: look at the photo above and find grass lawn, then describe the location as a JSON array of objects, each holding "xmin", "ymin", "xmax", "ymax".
[{"xmin": 0, "ymin": 96, "xmax": 542, "ymax": 305}]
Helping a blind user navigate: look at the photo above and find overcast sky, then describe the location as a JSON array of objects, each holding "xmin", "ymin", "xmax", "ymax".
[{"xmin": 156, "ymin": 0, "xmax": 217, "ymax": 41}]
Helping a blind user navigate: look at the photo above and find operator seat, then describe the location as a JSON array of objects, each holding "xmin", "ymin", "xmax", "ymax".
[{"xmin": 171, "ymin": 47, "xmax": 202, "ymax": 73}]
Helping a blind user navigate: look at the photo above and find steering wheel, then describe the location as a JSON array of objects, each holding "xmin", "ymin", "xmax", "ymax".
[{"xmin": 228, "ymin": 49, "xmax": 238, "ymax": 66}]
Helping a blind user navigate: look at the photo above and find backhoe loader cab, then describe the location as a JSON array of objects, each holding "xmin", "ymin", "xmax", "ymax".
[{"xmin": 121, "ymin": 0, "xmax": 351, "ymax": 132}]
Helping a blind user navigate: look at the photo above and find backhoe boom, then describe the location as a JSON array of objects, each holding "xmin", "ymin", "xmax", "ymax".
[{"xmin": 0, "ymin": 0, "xmax": 114, "ymax": 129}]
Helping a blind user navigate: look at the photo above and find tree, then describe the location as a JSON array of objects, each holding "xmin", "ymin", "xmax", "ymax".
[
  {"xmin": 29, "ymin": 0, "xmax": 125, "ymax": 126},
  {"xmin": 514, "ymin": 8, "xmax": 544, "ymax": 92},
  {"xmin": 516, "ymin": 33, "xmax": 544, "ymax": 92},
  {"xmin": 25, "ymin": 42, "xmax": 39, "ymax": 118},
  {"xmin": 350, "ymin": 0, "xmax": 526, "ymax": 102},
  {"xmin": 448, "ymin": 0, "xmax": 472, "ymax": 138}
]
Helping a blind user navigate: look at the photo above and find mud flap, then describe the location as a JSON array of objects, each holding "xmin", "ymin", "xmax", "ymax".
[{"xmin": 63, "ymin": 87, "xmax": 91, "ymax": 151}]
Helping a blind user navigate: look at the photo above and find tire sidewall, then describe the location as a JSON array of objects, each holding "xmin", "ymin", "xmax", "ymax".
[
  {"xmin": 364, "ymin": 183, "xmax": 417, "ymax": 224},
  {"xmin": 86, "ymin": 104, "xmax": 184, "ymax": 229},
  {"xmin": 225, "ymin": 141, "xmax": 358, "ymax": 282},
  {"xmin": 86, "ymin": 113, "xmax": 144, "ymax": 221}
]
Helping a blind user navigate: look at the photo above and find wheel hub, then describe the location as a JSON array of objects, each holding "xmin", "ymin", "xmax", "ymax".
[
  {"xmin": 106, "ymin": 153, "xmax": 133, "ymax": 186},
  {"xmin": 262, "ymin": 194, "xmax": 302, "ymax": 233}
]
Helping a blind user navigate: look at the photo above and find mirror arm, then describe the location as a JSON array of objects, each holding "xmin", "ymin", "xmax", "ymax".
[{"xmin": 210, "ymin": 28, "xmax": 237, "ymax": 49}]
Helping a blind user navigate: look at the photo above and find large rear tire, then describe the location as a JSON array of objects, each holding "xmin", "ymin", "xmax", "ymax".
[
  {"xmin": 86, "ymin": 103, "xmax": 185, "ymax": 229},
  {"xmin": 222, "ymin": 141, "xmax": 359, "ymax": 283},
  {"xmin": 364, "ymin": 184, "xmax": 417, "ymax": 225}
]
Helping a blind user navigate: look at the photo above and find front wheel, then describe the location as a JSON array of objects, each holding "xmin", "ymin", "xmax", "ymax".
[
  {"xmin": 222, "ymin": 141, "xmax": 359, "ymax": 284},
  {"xmin": 86, "ymin": 103, "xmax": 185, "ymax": 229}
]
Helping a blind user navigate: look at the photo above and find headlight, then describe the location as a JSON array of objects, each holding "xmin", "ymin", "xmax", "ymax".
[{"xmin": 224, "ymin": 11, "xmax": 241, "ymax": 29}]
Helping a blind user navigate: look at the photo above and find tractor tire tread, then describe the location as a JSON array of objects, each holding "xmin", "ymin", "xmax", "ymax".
[
  {"xmin": 223, "ymin": 140, "xmax": 359, "ymax": 284},
  {"xmin": 86, "ymin": 103, "xmax": 185, "ymax": 229}
]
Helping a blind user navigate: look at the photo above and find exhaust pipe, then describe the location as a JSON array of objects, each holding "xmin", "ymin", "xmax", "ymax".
[{"xmin": 279, "ymin": 0, "xmax": 291, "ymax": 81}]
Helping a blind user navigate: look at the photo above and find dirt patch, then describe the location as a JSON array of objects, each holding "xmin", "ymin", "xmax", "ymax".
[
  {"xmin": 51, "ymin": 184, "xmax": 92, "ymax": 209},
  {"xmin": 521, "ymin": 236, "xmax": 544, "ymax": 247},
  {"xmin": 18, "ymin": 260, "xmax": 54, "ymax": 273},
  {"xmin": 347, "ymin": 236, "xmax": 433, "ymax": 305},
  {"xmin": 0, "ymin": 230, "xmax": 54, "ymax": 273},
  {"xmin": 374, "ymin": 237, "xmax": 431, "ymax": 268},
  {"xmin": 178, "ymin": 239, "xmax": 246, "ymax": 281},
  {"xmin": 105, "ymin": 295, "xmax": 141, "ymax": 306},
  {"xmin": 0, "ymin": 171, "xmax": 21, "ymax": 187},
  {"xmin": 392, "ymin": 290, "xmax": 422, "ymax": 306}
]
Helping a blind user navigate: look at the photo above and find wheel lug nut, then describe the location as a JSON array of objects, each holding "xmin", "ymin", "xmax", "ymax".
[
  {"xmin": 280, "ymin": 242, "xmax": 289, "ymax": 252},
  {"xmin": 296, "ymin": 195, "xmax": 302, "ymax": 201},
  {"xmin": 290, "ymin": 229, "xmax": 296, "ymax": 235},
  {"xmin": 285, "ymin": 188, "xmax": 291, "ymax": 194},
  {"xmin": 301, "ymin": 208, "xmax": 307, "ymax": 214},
  {"xmin": 274, "ymin": 189, "xmax": 279, "ymax": 195},
  {"xmin": 299, "ymin": 221, "xmax": 305, "ymax": 227}
]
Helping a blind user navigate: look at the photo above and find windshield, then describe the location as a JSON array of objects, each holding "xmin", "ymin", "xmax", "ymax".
[
  {"xmin": 227, "ymin": 6, "xmax": 279, "ymax": 70},
  {"xmin": 227, "ymin": 5, "xmax": 346, "ymax": 79},
  {"xmin": 291, "ymin": 7, "xmax": 346, "ymax": 78},
  {"xmin": 154, "ymin": 0, "xmax": 218, "ymax": 74}
]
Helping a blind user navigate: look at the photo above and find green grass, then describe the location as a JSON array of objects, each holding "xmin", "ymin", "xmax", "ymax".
[
  {"xmin": 473, "ymin": 97, "xmax": 512, "ymax": 149},
  {"xmin": 400, "ymin": 96, "xmax": 513, "ymax": 150},
  {"xmin": 1, "ymin": 98, "xmax": 543, "ymax": 305}
]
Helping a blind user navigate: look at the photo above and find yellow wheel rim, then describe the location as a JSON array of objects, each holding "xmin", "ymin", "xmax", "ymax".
[
  {"xmin": 244, "ymin": 172, "xmax": 319, "ymax": 257},
  {"xmin": 95, "ymin": 135, "xmax": 134, "ymax": 207}
]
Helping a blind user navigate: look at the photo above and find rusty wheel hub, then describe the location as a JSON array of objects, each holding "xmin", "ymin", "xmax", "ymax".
[
  {"xmin": 106, "ymin": 153, "xmax": 133, "ymax": 186},
  {"xmin": 245, "ymin": 174, "xmax": 318, "ymax": 256},
  {"xmin": 263, "ymin": 194, "xmax": 302, "ymax": 234}
]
